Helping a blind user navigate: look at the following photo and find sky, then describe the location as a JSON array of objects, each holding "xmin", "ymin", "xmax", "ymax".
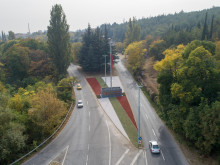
[{"xmin": 1, "ymin": 0, "xmax": 220, "ymax": 34}]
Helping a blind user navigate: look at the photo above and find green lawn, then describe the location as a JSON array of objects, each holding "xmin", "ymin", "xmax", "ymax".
[
  {"xmin": 96, "ymin": 76, "xmax": 108, "ymax": 88},
  {"xmin": 109, "ymin": 97, "xmax": 138, "ymax": 147}
]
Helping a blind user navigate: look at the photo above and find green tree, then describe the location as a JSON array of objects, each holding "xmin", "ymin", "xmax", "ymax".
[
  {"xmin": 57, "ymin": 77, "xmax": 73, "ymax": 104},
  {"xmin": 149, "ymin": 39, "xmax": 167, "ymax": 60},
  {"xmin": 8, "ymin": 31, "xmax": 15, "ymax": 40},
  {"xmin": 5, "ymin": 45, "xmax": 30, "ymax": 81},
  {"xmin": 182, "ymin": 40, "xmax": 216, "ymax": 59},
  {"xmin": 208, "ymin": 15, "xmax": 214, "ymax": 40},
  {"xmin": 47, "ymin": 4, "xmax": 71, "ymax": 75},
  {"xmin": 0, "ymin": 91, "xmax": 27, "ymax": 164},
  {"xmin": 201, "ymin": 12, "xmax": 208, "ymax": 40},
  {"xmin": 199, "ymin": 101, "xmax": 220, "ymax": 155},
  {"xmin": 124, "ymin": 18, "xmax": 141, "ymax": 47},
  {"xmin": 1, "ymin": 31, "xmax": 6, "ymax": 42},
  {"xmin": 79, "ymin": 24, "xmax": 116, "ymax": 72},
  {"xmin": 71, "ymin": 42, "xmax": 82, "ymax": 63}
]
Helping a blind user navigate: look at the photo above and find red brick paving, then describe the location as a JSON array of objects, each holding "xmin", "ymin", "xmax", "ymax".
[
  {"xmin": 86, "ymin": 78, "xmax": 101, "ymax": 95},
  {"xmin": 117, "ymin": 96, "xmax": 137, "ymax": 129}
]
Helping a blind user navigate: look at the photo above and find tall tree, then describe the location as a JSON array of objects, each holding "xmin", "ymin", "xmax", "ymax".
[
  {"xmin": 8, "ymin": 31, "xmax": 15, "ymax": 40},
  {"xmin": 1, "ymin": 31, "xmax": 6, "ymax": 42},
  {"xmin": 124, "ymin": 18, "xmax": 141, "ymax": 47},
  {"xmin": 47, "ymin": 4, "xmax": 71, "ymax": 75},
  {"xmin": 208, "ymin": 15, "xmax": 214, "ymax": 40},
  {"xmin": 201, "ymin": 12, "xmax": 208, "ymax": 40}
]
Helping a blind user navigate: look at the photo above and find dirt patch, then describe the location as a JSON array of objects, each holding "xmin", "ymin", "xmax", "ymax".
[
  {"xmin": 117, "ymin": 96, "xmax": 137, "ymax": 129},
  {"xmin": 86, "ymin": 77, "xmax": 101, "ymax": 95},
  {"xmin": 142, "ymin": 57, "xmax": 159, "ymax": 95}
]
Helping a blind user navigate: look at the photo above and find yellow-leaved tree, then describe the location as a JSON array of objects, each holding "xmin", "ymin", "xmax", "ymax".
[
  {"xmin": 28, "ymin": 88, "xmax": 67, "ymax": 137},
  {"xmin": 125, "ymin": 41, "xmax": 147, "ymax": 76},
  {"xmin": 154, "ymin": 44, "xmax": 185, "ymax": 78}
]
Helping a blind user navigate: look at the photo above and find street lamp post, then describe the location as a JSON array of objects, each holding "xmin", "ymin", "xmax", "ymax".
[
  {"xmin": 109, "ymin": 38, "xmax": 112, "ymax": 89},
  {"xmin": 103, "ymin": 55, "xmax": 107, "ymax": 85}
]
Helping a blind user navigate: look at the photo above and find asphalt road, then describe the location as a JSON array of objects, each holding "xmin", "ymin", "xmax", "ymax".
[
  {"xmin": 23, "ymin": 64, "xmax": 148, "ymax": 165},
  {"xmin": 115, "ymin": 57, "xmax": 189, "ymax": 165}
]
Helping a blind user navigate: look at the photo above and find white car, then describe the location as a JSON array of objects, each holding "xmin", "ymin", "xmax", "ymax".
[
  {"xmin": 149, "ymin": 140, "xmax": 160, "ymax": 153},
  {"xmin": 77, "ymin": 100, "xmax": 83, "ymax": 108}
]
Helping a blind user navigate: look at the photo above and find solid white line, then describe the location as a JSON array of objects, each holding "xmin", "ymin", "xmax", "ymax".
[
  {"xmin": 145, "ymin": 114, "xmax": 149, "ymax": 119},
  {"xmin": 161, "ymin": 150, "xmax": 165, "ymax": 161},
  {"xmin": 144, "ymin": 150, "xmax": 148, "ymax": 165},
  {"xmin": 115, "ymin": 149, "xmax": 130, "ymax": 165},
  {"xmin": 106, "ymin": 120, "xmax": 111, "ymax": 165},
  {"xmin": 130, "ymin": 150, "xmax": 143, "ymax": 165},
  {"xmin": 62, "ymin": 145, "xmax": 69, "ymax": 165},
  {"xmin": 86, "ymin": 154, "xmax": 89, "ymax": 165},
  {"xmin": 152, "ymin": 129, "xmax": 156, "ymax": 137}
]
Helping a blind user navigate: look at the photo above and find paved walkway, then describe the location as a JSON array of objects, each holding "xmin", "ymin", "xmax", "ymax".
[
  {"xmin": 98, "ymin": 98, "xmax": 129, "ymax": 140},
  {"xmin": 98, "ymin": 76, "xmax": 129, "ymax": 140}
]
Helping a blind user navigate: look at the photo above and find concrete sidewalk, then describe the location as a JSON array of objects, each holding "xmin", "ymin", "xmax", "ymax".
[
  {"xmin": 98, "ymin": 98, "xmax": 129, "ymax": 140},
  {"xmin": 98, "ymin": 76, "xmax": 129, "ymax": 140}
]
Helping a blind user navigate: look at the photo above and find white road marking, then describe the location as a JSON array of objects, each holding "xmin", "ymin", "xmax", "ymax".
[
  {"xmin": 145, "ymin": 114, "xmax": 149, "ymax": 119},
  {"xmin": 161, "ymin": 150, "xmax": 165, "ymax": 161},
  {"xmin": 152, "ymin": 129, "xmax": 156, "ymax": 137},
  {"xmin": 115, "ymin": 149, "xmax": 130, "ymax": 165},
  {"xmin": 88, "ymin": 144, "xmax": 90, "ymax": 150},
  {"xmin": 106, "ymin": 120, "xmax": 111, "ymax": 165},
  {"xmin": 62, "ymin": 145, "xmax": 69, "ymax": 165},
  {"xmin": 144, "ymin": 150, "xmax": 148, "ymax": 165},
  {"xmin": 89, "ymin": 125, "xmax": 90, "ymax": 132},
  {"xmin": 86, "ymin": 154, "xmax": 89, "ymax": 165},
  {"xmin": 130, "ymin": 150, "xmax": 143, "ymax": 165}
]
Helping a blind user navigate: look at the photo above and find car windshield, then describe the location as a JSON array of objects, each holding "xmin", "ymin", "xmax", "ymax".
[
  {"xmin": 78, "ymin": 101, "xmax": 82, "ymax": 104},
  {"xmin": 153, "ymin": 145, "xmax": 159, "ymax": 149}
]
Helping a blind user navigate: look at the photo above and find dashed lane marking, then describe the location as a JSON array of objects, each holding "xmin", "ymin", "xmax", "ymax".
[{"xmin": 161, "ymin": 150, "xmax": 165, "ymax": 161}]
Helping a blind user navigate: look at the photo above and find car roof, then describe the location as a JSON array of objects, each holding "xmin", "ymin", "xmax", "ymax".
[
  {"xmin": 78, "ymin": 100, "xmax": 82, "ymax": 102},
  {"xmin": 150, "ymin": 141, "xmax": 158, "ymax": 145}
]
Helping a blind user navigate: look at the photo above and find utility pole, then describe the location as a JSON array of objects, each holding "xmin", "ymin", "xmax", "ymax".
[
  {"xmin": 103, "ymin": 55, "xmax": 107, "ymax": 85},
  {"xmin": 109, "ymin": 38, "xmax": 112, "ymax": 89}
]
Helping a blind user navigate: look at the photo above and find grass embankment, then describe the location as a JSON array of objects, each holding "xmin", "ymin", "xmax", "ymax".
[
  {"xmin": 109, "ymin": 97, "xmax": 138, "ymax": 147},
  {"xmin": 96, "ymin": 76, "xmax": 108, "ymax": 88},
  {"xmin": 96, "ymin": 76, "xmax": 139, "ymax": 147}
]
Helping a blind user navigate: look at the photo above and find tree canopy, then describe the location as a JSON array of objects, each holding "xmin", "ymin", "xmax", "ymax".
[{"xmin": 47, "ymin": 4, "xmax": 71, "ymax": 75}]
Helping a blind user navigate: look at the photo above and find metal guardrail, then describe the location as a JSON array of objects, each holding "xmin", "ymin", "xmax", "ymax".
[{"xmin": 10, "ymin": 102, "xmax": 74, "ymax": 165}]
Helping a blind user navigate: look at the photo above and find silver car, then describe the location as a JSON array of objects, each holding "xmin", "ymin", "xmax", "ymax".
[
  {"xmin": 77, "ymin": 100, "xmax": 83, "ymax": 108},
  {"xmin": 149, "ymin": 140, "xmax": 160, "ymax": 153}
]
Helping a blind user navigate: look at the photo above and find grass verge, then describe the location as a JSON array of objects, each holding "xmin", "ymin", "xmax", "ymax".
[
  {"xmin": 96, "ymin": 76, "xmax": 108, "ymax": 88},
  {"xmin": 109, "ymin": 97, "xmax": 138, "ymax": 147}
]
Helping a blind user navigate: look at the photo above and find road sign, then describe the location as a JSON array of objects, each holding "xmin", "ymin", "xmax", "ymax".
[
  {"xmin": 138, "ymin": 140, "xmax": 141, "ymax": 144},
  {"xmin": 138, "ymin": 137, "xmax": 142, "ymax": 140}
]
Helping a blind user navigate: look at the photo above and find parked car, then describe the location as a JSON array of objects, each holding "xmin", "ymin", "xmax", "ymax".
[
  {"xmin": 149, "ymin": 140, "xmax": 160, "ymax": 153},
  {"xmin": 77, "ymin": 100, "xmax": 83, "ymax": 108},
  {"xmin": 77, "ymin": 83, "xmax": 82, "ymax": 90}
]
